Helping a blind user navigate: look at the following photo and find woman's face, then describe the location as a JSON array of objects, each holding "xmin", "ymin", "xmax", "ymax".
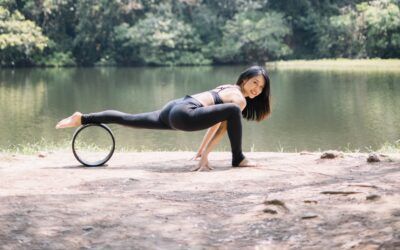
[{"xmin": 242, "ymin": 74, "xmax": 265, "ymax": 99}]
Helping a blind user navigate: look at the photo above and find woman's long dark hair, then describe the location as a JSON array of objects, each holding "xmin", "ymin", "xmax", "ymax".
[{"xmin": 236, "ymin": 66, "xmax": 271, "ymax": 122}]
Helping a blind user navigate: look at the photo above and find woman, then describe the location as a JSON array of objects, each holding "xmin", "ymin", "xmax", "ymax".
[{"xmin": 56, "ymin": 66, "xmax": 271, "ymax": 171}]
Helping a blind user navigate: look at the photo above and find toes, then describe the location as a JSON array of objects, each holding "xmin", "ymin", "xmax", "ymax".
[{"xmin": 55, "ymin": 119, "xmax": 67, "ymax": 129}]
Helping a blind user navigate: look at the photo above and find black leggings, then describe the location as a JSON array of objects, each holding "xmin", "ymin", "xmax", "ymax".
[{"xmin": 81, "ymin": 95, "xmax": 245, "ymax": 166}]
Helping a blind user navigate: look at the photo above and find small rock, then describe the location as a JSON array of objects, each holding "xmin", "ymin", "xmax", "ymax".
[
  {"xmin": 264, "ymin": 199, "xmax": 289, "ymax": 211},
  {"xmin": 391, "ymin": 209, "xmax": 400, "ymax": 217},
  {"xmin": 61, "ymin": 229, "xmax": 72, "ymax": 234},
  {"xmin": 321, "ymin": 191, "xmax": 360, "ymax": 195},
  {"xmin": 300, "ymin": 151, "xmax": 313, "ymax": 155},
  {"xmin": 303, "ymin": 200, "xmax": 318, "ymax": 204},
  {"xmin": 38, "ymin": 152, "xmax": 47, "ymax": 158},
  {"xmin": 82, "ymin": 226, "xmax": 93, "ymax": 231},
  {"xmin": 123, "ymin": 178, "xmax": 138, "ymax": 184},
  {"xmin": 263, "ymin": 208, "xmax": 277, "ymax": 214},
  {"xmin": 320, "ymin": 150, "xmax": 343, "ymax": 159},
  {"xmin": 301, "ymin": 212, "xmax": 318, "ymax": 219},
  {"xmin": 366, "ymin": 194, "xmax": 380, "ymax": 201},
  {"xmin": 367, "ymin": 153, "xmax": 380, "ymax": 163}
]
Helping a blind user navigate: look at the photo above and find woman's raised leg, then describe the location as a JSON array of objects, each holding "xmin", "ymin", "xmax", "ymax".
[
  {"xmin": 80, "ymin": 110, "xmax": 171, "ymax": 129},
  {"xmin": 56, "ymin": 109, "xmax": 172, "ymax": 130}
]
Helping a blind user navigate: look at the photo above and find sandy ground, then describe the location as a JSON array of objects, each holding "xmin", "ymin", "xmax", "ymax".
[{"xmin": 0, "ymin": 151, "xmax": 399, "ymax": 250}]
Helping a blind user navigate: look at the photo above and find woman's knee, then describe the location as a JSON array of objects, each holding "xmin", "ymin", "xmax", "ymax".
[{"xmin": 226, "ymin": 103, "xmax": 242, "ymax": 117}]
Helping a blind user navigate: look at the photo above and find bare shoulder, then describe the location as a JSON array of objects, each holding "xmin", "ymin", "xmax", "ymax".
[{"xmin": 213, "ymin": 84, "xmax": 247, "ymax": 110}]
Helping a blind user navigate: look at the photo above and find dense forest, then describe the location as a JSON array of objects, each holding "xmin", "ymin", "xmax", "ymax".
[{"xmin": 1, "ymin": 0, "xmax": 399, "ymax": 66}]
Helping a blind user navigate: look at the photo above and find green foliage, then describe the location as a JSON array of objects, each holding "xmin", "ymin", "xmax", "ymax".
[
  {"xmin": 361, "ymin": 0, "xmax": 400, "ymax": 58},
  {"xmin": 319, "ymin": 8, "xmax": 366, "ymax": 58},
  {"xmin": 319, "ymin": 0, "xmax": 400, "ymax": 58},
  {"xmin": 21, "ymin": 0, "xmax": 76, "ymax": 53},
  {"xmin": 216, "ymin": 11, "xmax": 291, "ymax": 63},
  {"xmin": 73, "ymin": 0, "xmax": 128, "ymax": 66},
  {"xmin": 0, "ymin": 7, "xmax": 49, "ymax": 66},
  {"xmin": 266, "ymin": 0, "xmax": 339, "ymax": 58},
  {"xmin": 114, "ymin": 7, "xmax": 210, "ymax": 66},
  {"xmin": 34, "ymin": 51, "xmax": 76, "ymax": 67},
  {"xmin": 0, "ymin": 0, "xmax": 399, "ymax": 66}
]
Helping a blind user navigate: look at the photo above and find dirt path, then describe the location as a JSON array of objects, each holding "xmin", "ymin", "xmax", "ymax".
[{"xmin": 0, "ymin": 151, "xmax": 399, "ymax": 249}]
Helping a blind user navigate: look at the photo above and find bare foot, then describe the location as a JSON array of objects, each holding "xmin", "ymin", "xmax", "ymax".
[
  {"xmin": 55, "ymin": 112, "xmax": 83, "ymax": 129},
  {"xmin": 237, "ymin": 158, "xmax": 258, "ymax": 167}
]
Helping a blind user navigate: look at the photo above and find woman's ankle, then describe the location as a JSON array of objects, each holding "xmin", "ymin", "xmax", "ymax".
[{"xmin": 232, "ymin": 153, "xmax": 245, "ymax": 167}]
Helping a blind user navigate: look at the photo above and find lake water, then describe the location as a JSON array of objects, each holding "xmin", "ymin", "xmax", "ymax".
[{"xmin": 1, "ymin": 66, "xmax": 399, "ymax": 152}]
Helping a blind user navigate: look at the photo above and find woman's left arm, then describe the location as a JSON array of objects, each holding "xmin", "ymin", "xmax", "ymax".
[
  {"xmin": 192, "ymin": 122, "xmax": 221, "ymax": 160},
  {"xmin": 193, "ymin": 94, "xmax": 246, "ymax": 171},
  {"xmin": 192, "ymin": 121, "xmax": 227, "ymax": 171}
]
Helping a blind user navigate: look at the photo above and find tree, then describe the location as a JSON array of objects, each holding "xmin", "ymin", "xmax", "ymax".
[
  {"xmin": 318, "ymin": 0, "xmax": 400, "ymax": 58},
  {"xmin": 0, "ymin": 6, "xmax": 49, "ymax": 66},
  {"xmin": 318, "ymin": 6, "xmax": 367, "ymax": 58},
  {"xmin": 215, "ymin": 10, "xmax": 291, "ymax": 63},
  {"xmin": 360, "ymin": 0, "xmax": 400, "ymax": 58},
  {"xmin": 114, "ymin": 4, "xmax": 210, "ymax": 66}
]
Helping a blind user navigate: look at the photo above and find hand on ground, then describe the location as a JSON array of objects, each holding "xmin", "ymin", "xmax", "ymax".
[{"xmin": 191, "ymin": 158, "xmax": 213, "ymax": 171}]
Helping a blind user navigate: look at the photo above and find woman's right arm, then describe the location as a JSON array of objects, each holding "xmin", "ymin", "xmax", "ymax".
[
  {"xmin": 193, "ymin": 122, "xmax": 221, "ymax": 160},
  {"xmin": 192, "ymin": 121, "xmax": 227, "ymax": 171}
]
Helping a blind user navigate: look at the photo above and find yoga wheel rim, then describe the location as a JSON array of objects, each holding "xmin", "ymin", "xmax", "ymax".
[{"xmin": 71, "ymin": 123, "xmax": 115, "ymax": 167}]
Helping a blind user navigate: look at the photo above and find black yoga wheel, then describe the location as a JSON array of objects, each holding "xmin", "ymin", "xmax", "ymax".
[{"xmin": 71, "ymin": 123, "xmax": 115, "ymax": 167}]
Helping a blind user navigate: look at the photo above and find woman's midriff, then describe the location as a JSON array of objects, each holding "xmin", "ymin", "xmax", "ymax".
[{"xmin": 189, "ymin": 92, "xmax": 215, "ymax": 107}]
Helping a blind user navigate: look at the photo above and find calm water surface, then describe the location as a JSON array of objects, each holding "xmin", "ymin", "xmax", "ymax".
[{"xmin": 1, "ymin": 67, "xmax": 399, "ymax": 152}]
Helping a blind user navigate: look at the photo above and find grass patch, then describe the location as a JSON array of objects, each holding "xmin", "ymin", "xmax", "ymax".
[
  {"xmin": 2, "ymin": 138, "xmax": 399, "ymax": 155},
  {"xmin": 0, "ymin": 138, "xmax": 71, "ymax": 155},
  {"xmin": 0, "ymin": 138, "xmax": 198, "ymax": 155},
  {"xmin": 266, "ymin": 59, "xmax": 400, "ymax": 71},
  {"xmin": 377, "ymin": 140, "xmax": 400, "ymax": 154}
]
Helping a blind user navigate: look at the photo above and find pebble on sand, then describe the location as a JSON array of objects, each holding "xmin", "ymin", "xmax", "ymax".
[
  {"xmin": 367, "ymin": 153, "xmax": 381, "ymax": 163},
  {"xmin": 263, "ymin": 208, "xmax": 277, "ymax": 214},
  {"xmin": 82, "ymin": 226, "xmax": 94, "ymax": 231},
  {"xmin": 301, "ymin": 212, "xmax": 318, "ymax": 219},
  {"xmin": 366, "ymin": 194, "xmax": 380, "ymax": 201},
  {"xmin": 320, "ymin": 150, "xmax": 343, "ymax": 159},
  {"xmin": 38, "ymin": 152, "xmax": 47, "ymax": 158}
]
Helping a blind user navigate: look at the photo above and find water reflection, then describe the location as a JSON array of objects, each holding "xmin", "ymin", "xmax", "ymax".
[{"xmin": 0, "ymin": 67, "xmax": 399, "ymax": 152}]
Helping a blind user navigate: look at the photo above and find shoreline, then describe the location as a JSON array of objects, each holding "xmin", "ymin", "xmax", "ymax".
[
  {"xmin": 266, "ymin": 58, "xmax": 400, "ymax": 71},
  {"xmin": 2, "ymin": 138, "xmax": 400, "ymax": 156},
  {"xmin": 2, "ymin": 58, "xmax": 400, "ymax": 70},
  {"xmin": 1, "ymin": 151, "xmax": 399, "ymax": 248}
]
